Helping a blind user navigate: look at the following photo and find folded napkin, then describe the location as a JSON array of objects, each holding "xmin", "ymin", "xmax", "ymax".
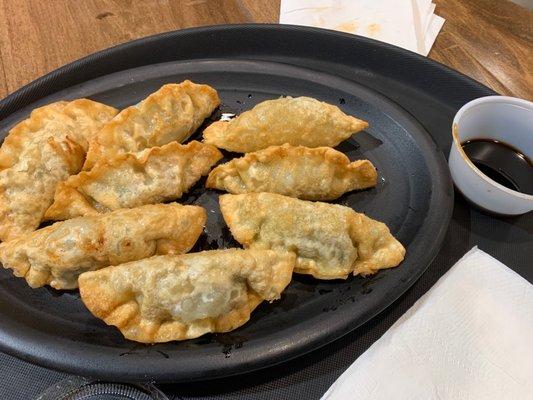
[
  {"xmin": 322, "ymin": 247, "xmax": 533, "ymax": 399},
  {"xmin": 280, "ymin": 0, "xmax": 445, "ymax": 56}
]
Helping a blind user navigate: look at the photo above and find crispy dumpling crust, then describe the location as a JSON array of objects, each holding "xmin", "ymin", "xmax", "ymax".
[
  {"xmin": 206, "ymin": 144, "xmax": 377, "ymax": 200},
  {"xmin": 83, "ymin": 81, "xmax": 220, "ymax": 170},
  {"xmin": 220, "ymin": 193, "xmax": 405, "ymax": 279},
  {"xmin": 78, "ymin": 249, "xmax": 296, "ymax": 343},
  {"xmin": 203, "ymin": 96, "xmax": 368, "ymax": 152},
  {"xmin": 0, "ymin": 100, "xmax": 118, "ymax": 170},
  {"xmin": 45, "ymin": 141, "xmax": 222, "ymax": 220},
  {"xmin": 0, "ymin": 100, "xmax": 118, "ymax": 241},
  {"xmin": 0, "ymin": 203, "xmax": 206, "ymax": 289}
]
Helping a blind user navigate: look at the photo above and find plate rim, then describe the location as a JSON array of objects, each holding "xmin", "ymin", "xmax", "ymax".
[{"xmin": 0, "ymin": 23, "xmax": 496, "ymax": 119}]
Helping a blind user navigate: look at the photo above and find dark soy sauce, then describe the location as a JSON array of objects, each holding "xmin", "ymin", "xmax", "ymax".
[{"xmin": 461, "ymin": 139, "xmax": 533, "ymax": 195}]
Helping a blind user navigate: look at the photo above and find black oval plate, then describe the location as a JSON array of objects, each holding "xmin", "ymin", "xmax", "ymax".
[{"xmin": 0, "ymin": 26, "xmax": 453, "ymax": 382}]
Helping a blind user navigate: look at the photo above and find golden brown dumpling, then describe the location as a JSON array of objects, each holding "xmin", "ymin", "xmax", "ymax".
[
  {"xmin": 0, "ymin": 100, "xmax": 118, "ymax": 241},
  {"xmin": 83, "ymin": 80, "xmax": 220, "ymax": 170},
  {"xmin": 0, "ymin": 203, "xmax": 205, "ymax": 289},
  {"xmin": 0, "ymin": 100, "xmax": 118, "ymax": 170},
  {"xmin": 203, "ymin": 96, "xmax": 368, "ymax": 152},
  {"xmin": 78, "ymin": 249, "xmax": 296, "ymax": 343},
  {"xmin": 206, "ymin": 144, "xmax": 377, "ymax": 200},
  {"xmin": 45, "ymin": 141, "xmax": 222, "ymax": 220},
  {"xmin": 220, "ymin": 193, "xmax": 405, "ymax": 279}
]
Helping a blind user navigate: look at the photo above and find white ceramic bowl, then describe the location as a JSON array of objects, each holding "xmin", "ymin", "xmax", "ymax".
[{"xmin": 449, "ymin": 96, "xmax": 533, "ymax": 215}]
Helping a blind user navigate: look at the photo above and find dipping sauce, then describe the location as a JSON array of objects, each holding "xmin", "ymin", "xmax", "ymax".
[{"xmin": 461, "ymin": 139, "xmax": 533, "ymax": 195}]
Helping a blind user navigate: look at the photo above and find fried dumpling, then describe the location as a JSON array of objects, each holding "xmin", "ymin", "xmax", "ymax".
[
  {"xmin": 83, "ymin": 81, "xmax": 220, "ymax": 170},
  {"xmin": 0, "ymin": 203, "xmax": 205, "ymax": 289},
  {"xmin": 206, "ymin": 144, "xmax": 377, "ymax": 200},
  {"xmin": 0, "ymin": 100, "xmax": 118, "ymax": 241},
  {"xmin": 220, "ymin": 193, "xmax": 405, "ymax": 279},
  {"xmin": 203, "ymin": 96, "xmax": 368, "ymax": 152},
  {"xmin": 79, "ymin": 249, "xmax": 295, "ymax": 343},
  {"xmin": 44, "ymin": 141, "xmax": 222, "ymax": 220},
  {"xmin": 0, "ymin": 100, "xmax": 118, "ymax": 170}
]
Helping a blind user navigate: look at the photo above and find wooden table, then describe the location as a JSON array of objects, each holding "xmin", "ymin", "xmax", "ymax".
[{"xmin": 0, "ymin": 0, "xmax": 531, "ymax": 100}]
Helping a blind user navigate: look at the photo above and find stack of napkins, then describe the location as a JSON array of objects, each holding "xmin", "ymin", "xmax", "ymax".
[
  {"xmin": 280, "ymin": 0, "xmax": 445, "ymax": 56},
  {"xmin": 321, "ymin": 247, "xmax": 533, "ymax": 399}
]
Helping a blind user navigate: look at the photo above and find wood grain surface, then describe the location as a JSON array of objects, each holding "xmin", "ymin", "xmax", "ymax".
[{"xmin": 0, "ymin": 0, "xmax": 531, "ymax": 100}]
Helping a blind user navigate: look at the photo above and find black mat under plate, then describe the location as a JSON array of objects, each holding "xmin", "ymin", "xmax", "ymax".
[{"xmin": 0, "ymin": 25, "xmax": 531, "ymax": 399}]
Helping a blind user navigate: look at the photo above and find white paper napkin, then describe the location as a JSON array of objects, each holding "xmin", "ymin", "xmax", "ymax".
[
  {"xmin": 322, "ymin": 247, "xmax": 533, "ymax": 400},
  {"xmin": 280, "ymin": 0, "xmax": 445, "ymax": 56}
]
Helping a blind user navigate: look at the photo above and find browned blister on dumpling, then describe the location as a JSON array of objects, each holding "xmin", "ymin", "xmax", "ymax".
[
  {"xmin": 220, "ymin": 193, "xmax": 405, "ymax": 279},
  {"xmin": 206, "ymin": 144, "xmax": 377, "ymax": 200},
  {"xmin": 83, "ymin": 80, "xmax": 220, "ymax": 170},
  {"xmin": 45, "ymin": 141, "xmax": 222, "ymax": 220},
  {"xmin": 0, "ymin": 203, "xmax": 205, "ymax": 289},
  {"xmin": 78, "ymin": 249, "xmax": 295, "ymax": 343},
  {"xmin": 0, "ymin": 100, "xmax": 118, "ymax": 241},
  {"xmin": 203, "ymin": 96, "xmax": 368, "ymax": 152}
]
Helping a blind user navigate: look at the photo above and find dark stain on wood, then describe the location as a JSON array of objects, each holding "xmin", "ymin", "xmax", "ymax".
[{"xmin": 96, "ymin": 11, "xmax": 114, "ymax": 20}]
